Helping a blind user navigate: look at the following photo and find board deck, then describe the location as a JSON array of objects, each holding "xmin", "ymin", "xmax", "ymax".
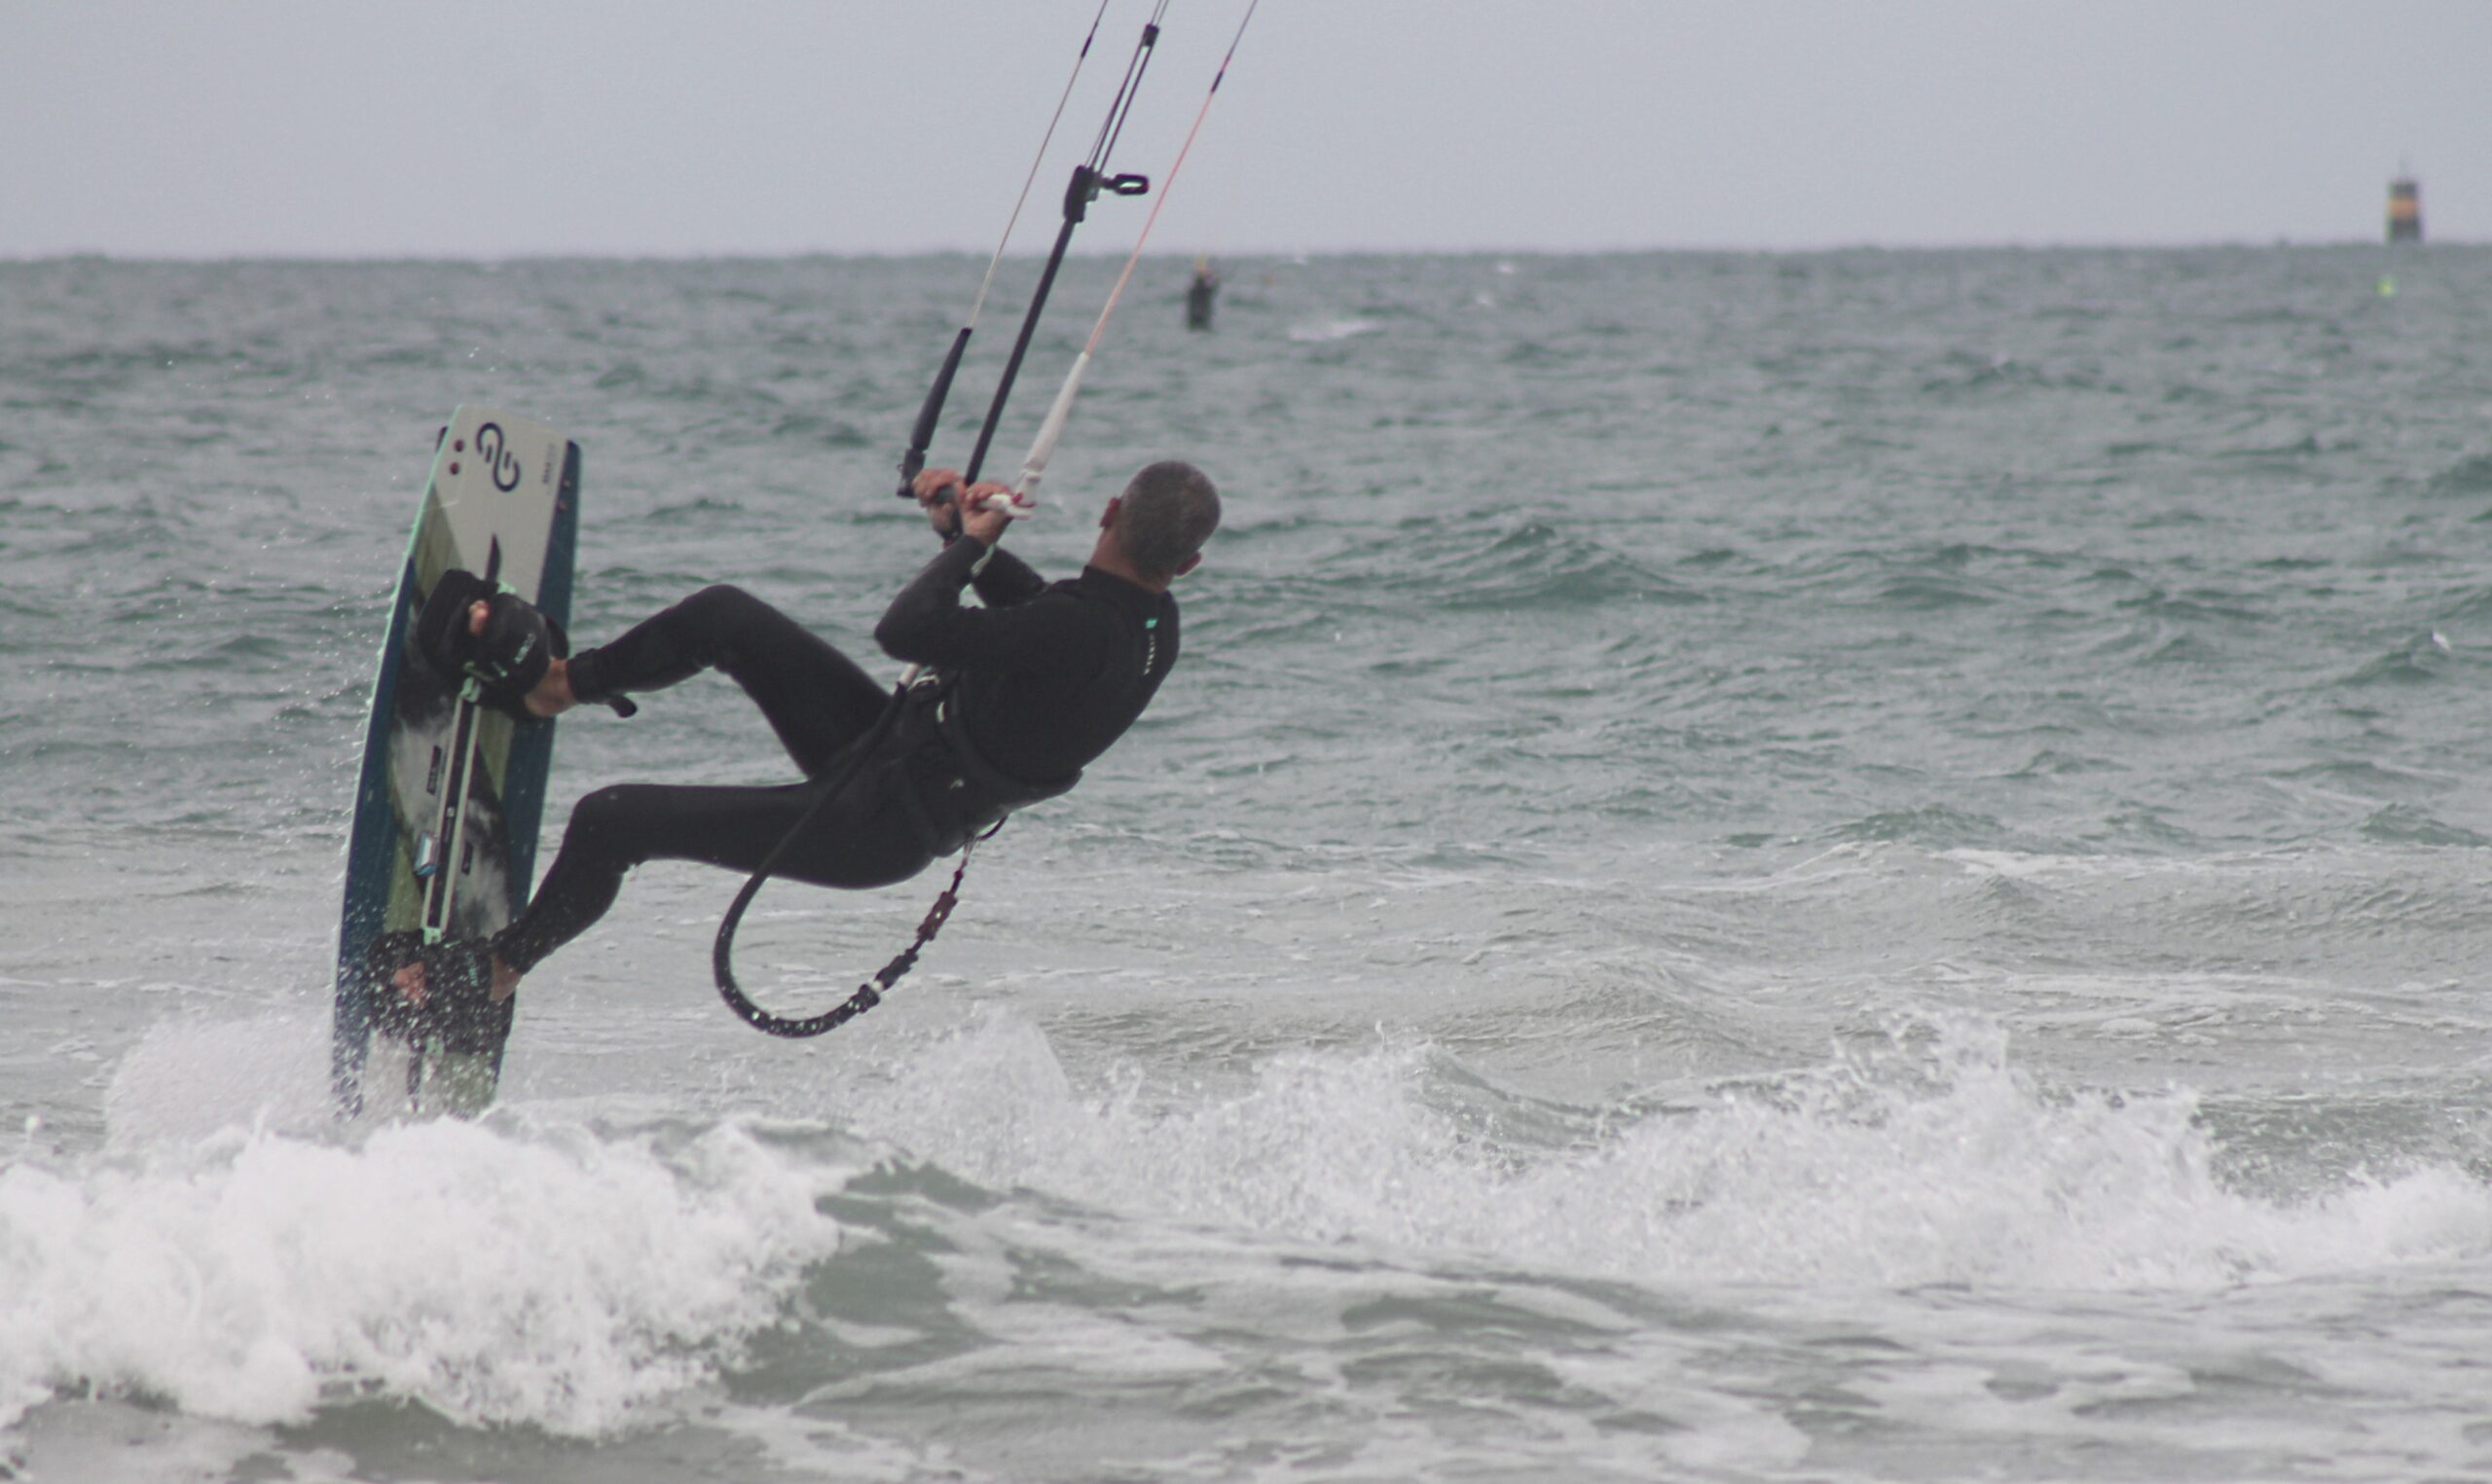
[{"xmin": 333, "ymin": 408, "xmax": 580, "ymax": 1118}]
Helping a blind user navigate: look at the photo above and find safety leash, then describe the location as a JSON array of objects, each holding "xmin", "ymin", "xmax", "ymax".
[{"xmin": 715, "ymin": 832, "xmax": 985, "ymax": 1039}]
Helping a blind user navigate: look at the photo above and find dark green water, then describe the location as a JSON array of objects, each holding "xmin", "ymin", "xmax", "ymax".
[{"xmin": 3, "ymin": 249, "xmax": 2490, "ymax": 1481}]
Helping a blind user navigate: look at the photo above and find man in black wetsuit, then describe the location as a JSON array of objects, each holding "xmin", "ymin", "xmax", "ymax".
[{"xmin": 381, "ymin": 459, "xmax": 1219, "ymax": 1017}]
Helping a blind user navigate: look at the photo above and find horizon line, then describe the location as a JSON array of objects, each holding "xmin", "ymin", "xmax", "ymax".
[{"xmin": 5, "ymin": 236, "xmax": 2481, "ymax": 267}]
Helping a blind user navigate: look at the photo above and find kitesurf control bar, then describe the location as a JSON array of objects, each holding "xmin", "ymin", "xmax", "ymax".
[
  {"xmin": 1012, "ymin": 0, "xmax": 1262, "ymax": 507},
  {"xmin": 960, "ymin": 163, "xmax": 1150, "ymax": 486},
  {"xmin": 896, "ymin": 2, "xmax": 1170, "ymax": 502}
]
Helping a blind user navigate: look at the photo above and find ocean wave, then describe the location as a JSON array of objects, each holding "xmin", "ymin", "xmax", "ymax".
[
  {"xmin": 1915, "ymin": 351, "xmax": 2107, "ymax": 398},
  {"xmin": 838, "ymin": 1012, "xmax": 2492, "ymax": 1292},
  {"xmin": 0, "ymin": 1110, "xmax": 848, "ymax": 1437},
  {"xmin": 1388, "ymin": 521, "xmax": 1698, "ymax": 610},
  {"xmin": 1286, "ymin": 317, "xmax": 1382, "ymax": 344},
  {"xmin": 2424, "ymin": 452, "xmax": 2492, "ymax": 497},
  {"xmin": 2338, "ymin": 641, "xmax": 2448, "ymax": 688},
  {"xmin": 2358, "ymin": 805, "xmax": 2489, "ymax": 849},
  {"xmin": 1825, "ymin": 806, "xmax": 2018, "ymax": 851}
]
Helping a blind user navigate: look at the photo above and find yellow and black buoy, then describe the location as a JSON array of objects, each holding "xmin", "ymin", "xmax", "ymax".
[{"xmin": 2388, "ymin": 175, "xmax": 2423, "ymax": 244}]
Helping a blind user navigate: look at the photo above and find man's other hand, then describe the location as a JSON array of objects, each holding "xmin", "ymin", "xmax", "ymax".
[{"xmin": 912, "ymin": 467, "xmax": 966, "ymax": 537}]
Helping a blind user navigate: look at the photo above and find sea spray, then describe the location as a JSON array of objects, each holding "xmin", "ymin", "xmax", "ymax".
[
  {"xmin": 848, "ymin": 1010, "xmax": 2492, "ymax": 1291},
  {"xmin": 0, "ymin": 1115, "xmax": 847, "ymax": 1434}
]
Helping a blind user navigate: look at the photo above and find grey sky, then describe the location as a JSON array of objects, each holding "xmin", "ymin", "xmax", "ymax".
[{"xmin": 8, "ymin": 1, "xmax": 2487, "ymax": 258}]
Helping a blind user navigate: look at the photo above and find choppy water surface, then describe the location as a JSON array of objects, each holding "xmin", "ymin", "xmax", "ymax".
[{"xmin": 4, "ymin": 246, "xmax": 2492, "ymax": 1481}]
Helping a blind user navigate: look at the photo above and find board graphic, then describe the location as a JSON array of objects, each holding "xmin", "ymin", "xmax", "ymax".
[{"xmin": 333, "ymin": 408, "xmax": 579, "ymax": 1117}]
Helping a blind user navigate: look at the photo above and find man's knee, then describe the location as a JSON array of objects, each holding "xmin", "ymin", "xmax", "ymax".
[
  {"xmin": 567, "ymin": 783, "xmax": 646, "ymax": 853},
  {"xmin": 673, "ymin": 584, "xmax": 779, "ymax": 649},
  {"xmin": 682, "ymin": 584, "xmax": 763, "ymax": 623}
]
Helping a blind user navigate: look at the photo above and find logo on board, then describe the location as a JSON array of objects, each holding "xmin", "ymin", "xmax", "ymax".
[{"xmin": 475, "ymin": 422, "xmax": 524, "ymax": 492}]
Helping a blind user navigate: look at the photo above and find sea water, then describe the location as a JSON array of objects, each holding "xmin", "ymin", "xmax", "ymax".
[{"xmin": 3, "ymin": 248, "xmax": 2491, "ymax": 1481}]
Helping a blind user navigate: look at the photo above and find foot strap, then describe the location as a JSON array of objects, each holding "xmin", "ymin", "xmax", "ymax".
[
  {"xmin": 363, "ymin": 931, "xmax": 508, "ymax": 1051},
  {"xmin": 412, "ymin": 569, "xmax": 564, "ymax": 720}
]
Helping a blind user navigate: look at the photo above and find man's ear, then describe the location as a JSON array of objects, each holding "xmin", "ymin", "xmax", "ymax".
[
  {"xmin": 1098, "ymin": 495, "xmax": 1121, "ymax": 531},
  {"xmin": 1174, "ymin": 552, "xmax": 1202, "ymax": 578}
]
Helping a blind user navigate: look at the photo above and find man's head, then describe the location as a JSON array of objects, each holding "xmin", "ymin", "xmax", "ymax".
[{"xmin": 1100, "ymin": 460, "xmax": 1220, "ymax": 587}]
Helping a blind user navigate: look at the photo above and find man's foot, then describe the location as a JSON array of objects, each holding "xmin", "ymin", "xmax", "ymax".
[
  {"xmin": 364, "ymin": 932, "xmax": 521, "ymax": 1044},
  {"xmin": 386, "ymin": 938, "xmax": 522, "ymax": 1004}
]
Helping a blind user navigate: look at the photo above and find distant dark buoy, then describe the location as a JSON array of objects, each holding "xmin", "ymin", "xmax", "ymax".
[
  {"xmin": 2388, "ymin": 175, "xmax": 2423, "ymax": 244},
  {"xmin": 1187, "ymin": 255, "xmax": 1220, "ymax": 331}
]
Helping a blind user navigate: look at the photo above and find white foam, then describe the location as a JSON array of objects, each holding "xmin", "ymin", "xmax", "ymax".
[
  {"xmin": 708, "ymin": 1399, "xmax": 987, "ymax": 1484},
  {"xmin": 1286, "ymin": 317, "xmax": 1381, "ymax": 344},
  {"xmin": 850, "ymin": 1011, "xmax": 2492, "ymax": 1293},
  {"xmin": 0, "ymin": 1115, "xmax": 847, "ymax": 1436}
]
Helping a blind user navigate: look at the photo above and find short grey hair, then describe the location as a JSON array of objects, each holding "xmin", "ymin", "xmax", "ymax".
[{"xmin": 1117, "ymin": 460, "xmax": 1221, "ymax": 583}]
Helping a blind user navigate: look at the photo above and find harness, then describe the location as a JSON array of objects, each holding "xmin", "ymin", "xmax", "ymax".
[
  {"xmin": 709, "ymin": 665, "xmax": 1086, "ymax": 1040},
  {"xmin": 893, "ymin": 671, "xmax": 1083, "ymax": 855}
]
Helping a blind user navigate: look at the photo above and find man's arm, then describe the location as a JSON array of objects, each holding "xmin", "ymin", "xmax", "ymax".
[
  {"xmin": 875, "ymin": 536, "xmax": 1079, "ymax": 670},
  {"xmin": 909, "ymin": 466, "xmax": 1045, "ymax": 606},
  {"xmin": 884, "ymin": 472, "xmax": 1074, "ymax": 669},
  {"xmin": 971, "ymin": 545, "xmax": 1047, "ymax": 607}
]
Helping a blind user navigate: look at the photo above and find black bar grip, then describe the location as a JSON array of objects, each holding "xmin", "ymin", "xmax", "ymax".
[{"xmin": 896, "ymin": 326, "xmax": 973, "ymax": 499}]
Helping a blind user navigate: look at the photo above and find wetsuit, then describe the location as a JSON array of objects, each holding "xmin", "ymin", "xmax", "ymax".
[{"xmin": 488, "ymin": 535, "xmax": 1180, "ymax": 975}]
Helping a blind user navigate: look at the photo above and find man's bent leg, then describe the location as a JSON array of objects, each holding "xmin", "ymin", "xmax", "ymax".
[
  {"xmin": 491, "ymin": 770, "xmax": 936, "ymax": 976},
  {"xmin": 568, "ymin": 586, "xmax": 893, "ymax": 775}
]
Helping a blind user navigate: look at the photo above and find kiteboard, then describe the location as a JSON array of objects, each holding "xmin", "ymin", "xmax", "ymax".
[{"xmin": 332, "ymin": 407, "xmax": 580, "ymax": 1118}]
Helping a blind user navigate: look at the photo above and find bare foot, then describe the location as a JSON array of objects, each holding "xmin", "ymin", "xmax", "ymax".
[
  {"xmin": 524, "ymin": 658, "xmax": 577, "ymax": 719},
  {"xmin": 388, "ymin": 958, "xmax": 431, "ymax": 1007},
  {"xmin": 389, "ymin": 952, "xmax": 522, "ymax": 1004}
]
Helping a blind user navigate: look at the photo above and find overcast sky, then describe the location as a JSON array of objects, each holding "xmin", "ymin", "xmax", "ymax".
[{"xmin": 8, "ymin": 0, "xmax": 2487, "ymax": 258}]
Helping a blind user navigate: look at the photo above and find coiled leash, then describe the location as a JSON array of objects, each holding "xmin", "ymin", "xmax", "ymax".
[{"xmin": 711, "ymin": 800, "xmax": 993, "ymax": 1039}]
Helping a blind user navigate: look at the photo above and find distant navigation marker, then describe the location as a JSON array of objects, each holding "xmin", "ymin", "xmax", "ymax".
[
  {"xmin": 1187, "ymin": 256, "xmax": 1219, "ymax": 331},
  {"xmin": 2388, "ymin": 173, "xmax": 2423, "ymax": 244}
]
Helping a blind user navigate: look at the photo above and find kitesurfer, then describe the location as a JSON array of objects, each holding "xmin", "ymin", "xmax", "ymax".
[
  {"xmin": 1186, "ymin": 257, "xmax": 1219, "ymax": 330},
  {"xmin": 373, "ymin": 459, "xmax": 1219, "ymax": 1024}
]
